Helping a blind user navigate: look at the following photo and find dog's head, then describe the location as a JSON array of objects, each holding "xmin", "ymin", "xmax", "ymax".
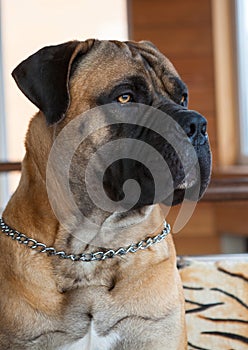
[{"xmin": 12, "ymin": 39, "xmax": 211, "ymax": 215}]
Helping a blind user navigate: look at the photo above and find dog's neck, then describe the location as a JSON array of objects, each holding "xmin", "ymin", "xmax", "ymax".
[
  {"xmin": 52, "ymin": 205, "xmax": 166, "ymax": 292},
  {"xmin": 3, "ymin": 146, "xmax": 167, "ymax": 293},
  {"xmin": 3, "ymin": 153, "xmax": 58, "ymax": 246},
  {"xmin": 3, "ymin": 142, "xmax": 164, "ymax": 247},
  {"xmin": 54, "ymin": 204, "xmax": 163, "ymax": 252}
]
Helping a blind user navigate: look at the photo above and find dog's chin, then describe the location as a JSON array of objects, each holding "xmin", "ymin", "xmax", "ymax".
[
  {"xmin": 104, "ymin": 177, "xmax": 208, "ymax": 210},
  {"xmin": 162, "ymin": 179, "xmax": 209, "ymax": 207},
  {"xmin": 160, "ymin": 188, "xmax": 187, "ymax": 207},
  {"xmin": 169, "ymin": 189, "xmax": 186, "ymax": 206}
]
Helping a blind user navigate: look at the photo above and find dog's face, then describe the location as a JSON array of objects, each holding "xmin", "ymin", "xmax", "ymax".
[{"xmin": 12, "ymin": 39, "xmax": 211, "ymax": 216}]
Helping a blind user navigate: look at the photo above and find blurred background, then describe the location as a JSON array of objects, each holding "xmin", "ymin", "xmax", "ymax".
[{"xmin": 0, "ymin": 0, "xmax": 248, "ymax": 256}]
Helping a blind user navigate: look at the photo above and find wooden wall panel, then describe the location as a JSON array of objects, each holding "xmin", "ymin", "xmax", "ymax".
[
  {"xmin": 161, "ymin": 202, "xmax": 219, "ymax": 255},
  {"xmin": 215, "ymin": 201, "xmax": 248, "ymax": 237},
  {"xmin": 130, "ymin": 0, "xmax": 210, "ymax": 27}
]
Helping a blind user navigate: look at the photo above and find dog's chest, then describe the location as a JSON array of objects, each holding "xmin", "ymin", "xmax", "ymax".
[{"xmin": 58, "ymin": 321, "xmax": 120, "ymax": 350}]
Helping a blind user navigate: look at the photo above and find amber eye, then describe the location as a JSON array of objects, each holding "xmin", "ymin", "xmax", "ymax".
[
  {"xmin": 180, "ymin": 93, "xmax": 188, "ymax": 107},
  {"xmin": 117, "ymin": 94, "xmax": 132, "ymax": 104}
]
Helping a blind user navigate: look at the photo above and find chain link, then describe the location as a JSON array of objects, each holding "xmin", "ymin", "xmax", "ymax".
[{"xmin": 0, "ymin": 217, "xmax": 170, "ymax": 262}]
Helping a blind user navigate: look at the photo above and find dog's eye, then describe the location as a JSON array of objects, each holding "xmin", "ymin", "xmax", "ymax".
[
  {"xmin": 180, "ymin": 93, "xmax": 188, "ymax": 107},
  {"xmin": 117, "ymin": 94, "xmax": 132, "ymax": 104}
]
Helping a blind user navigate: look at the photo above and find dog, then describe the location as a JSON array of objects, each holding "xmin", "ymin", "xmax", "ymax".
[{"xmin": 0, "ymin": 39, "xmax": 211, "ymax": 349}]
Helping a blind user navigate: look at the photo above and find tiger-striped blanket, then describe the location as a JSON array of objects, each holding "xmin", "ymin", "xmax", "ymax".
[{"xmin": 178, "ymin": 255, "xmax": 248, "ymax": 350}]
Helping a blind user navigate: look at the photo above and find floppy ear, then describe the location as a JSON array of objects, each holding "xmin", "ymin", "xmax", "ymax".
[{"xmin": 12, "ymin": 39, "xmax": 95, "ymax": 125}]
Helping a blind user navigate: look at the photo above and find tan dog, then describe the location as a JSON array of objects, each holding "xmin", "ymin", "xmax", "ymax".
[{"xmin": 0, "ymin": 39, "xmax": 211, "ymax": 349}]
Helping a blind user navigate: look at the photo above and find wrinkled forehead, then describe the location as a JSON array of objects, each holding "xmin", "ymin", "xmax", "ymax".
[
  {"xmin": 124, "ymin": 40, "xmax": 187, "ymax": 98},
  {"xmin": 70, "ymin": 39, "xmax": 187, "ymax": 99}
]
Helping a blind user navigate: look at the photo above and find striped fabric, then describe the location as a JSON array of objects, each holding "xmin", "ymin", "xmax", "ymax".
[{"xmin": 178, "ymin": 255, "xmax": 248, "ymax": 350}]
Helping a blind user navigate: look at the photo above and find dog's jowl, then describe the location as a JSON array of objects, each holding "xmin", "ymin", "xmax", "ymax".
[{"xmin": 0, "ymin": 39, "xmax": 211, "ymax": 349}]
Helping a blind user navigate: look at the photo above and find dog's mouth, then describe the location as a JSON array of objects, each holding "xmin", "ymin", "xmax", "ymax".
[
  {"xmin": 178, "ymin": 177, "xmax": 198, "ymax": 190},
  {"xmin": 176, "ymin": 168, "xmax": 198, "ymax": 190},
  {"xmin": 101, "ymin": 143, "xmax": 211, "ymax": 209}
]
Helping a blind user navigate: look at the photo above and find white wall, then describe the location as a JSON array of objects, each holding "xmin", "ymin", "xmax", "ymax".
[{"xmin": 0, "ymin": 0, "xmax": 128, "ymax": 196}]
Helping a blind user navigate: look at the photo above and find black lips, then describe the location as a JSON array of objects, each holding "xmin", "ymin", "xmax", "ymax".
[{"xmin": 102, "ymin": 105, "xmax": 212, "ymax": 209}]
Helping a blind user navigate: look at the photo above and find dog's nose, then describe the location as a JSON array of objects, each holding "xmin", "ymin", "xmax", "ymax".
[
  {"xmin": 180, "ymin": 112, "xmax": 207, "ymax": 146},
  {"xmin": 159, "ymin": 103, "xmax": 208, "ymax": 146}
]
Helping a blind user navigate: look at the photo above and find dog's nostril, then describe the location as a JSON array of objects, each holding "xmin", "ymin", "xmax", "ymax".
[
  {"xmin": 187, "ymin": 123, "xmax": 196, "ymax": 138},
  {"xmin": 185, "ymin": 117, "xmax": 207, "ymax": 144}
]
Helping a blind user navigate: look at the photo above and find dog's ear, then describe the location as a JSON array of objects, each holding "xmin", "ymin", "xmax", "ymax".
[{"xmin": 12, "ymin": 39, "xmax": 95, "ymax": 125}]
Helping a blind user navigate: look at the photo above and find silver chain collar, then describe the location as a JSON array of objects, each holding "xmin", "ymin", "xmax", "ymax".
[{"xmin": 0, "ymin": 217, "xmax": 170, "ymax": 262}]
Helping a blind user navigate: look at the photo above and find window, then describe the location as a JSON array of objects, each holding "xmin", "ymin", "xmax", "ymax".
[
  {"xmin": 0, "ymin": 2, "xmax": 9, "ymax": 211},
  {"xmin": 236, "ymin": 0, "xmax": 248, "ymax": 163},
  {"xmin": 0, "ymin": 0, "xmax": 128, "ymax": 210}
]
